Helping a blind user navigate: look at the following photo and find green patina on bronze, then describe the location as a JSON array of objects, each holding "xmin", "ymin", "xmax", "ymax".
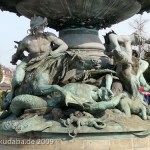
[
  {"xmin": 1, "ymin": 1, "xmax": 150, "ymax": 138},
  {"xmin": 0, "ymin": 0, "xmax": 150, "ymax": 14},
  {"xmin": 0, "ymin": 0, "xmax": 150, "ymax": 30},
  {"xmin": 0, "ymin": 0, "xmax": 21, "ymax": 15}
]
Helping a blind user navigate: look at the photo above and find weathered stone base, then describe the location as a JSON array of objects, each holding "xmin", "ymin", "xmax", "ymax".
[
  {"xmin": 0, "ymin": 137, "xmax": 150, "ymax": 150},
  {"xmin": 0, "ymin": 132, "xmax": 150, "ymax": 150},
  {"xmin": 1, "ymin": 110, "xmax": 150, "ymax": 149}
]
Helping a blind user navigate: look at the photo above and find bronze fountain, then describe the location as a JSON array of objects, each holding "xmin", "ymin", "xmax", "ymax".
[{"xmin": 0, "ymin": 0, "xmax": 150, "ymax": 149}]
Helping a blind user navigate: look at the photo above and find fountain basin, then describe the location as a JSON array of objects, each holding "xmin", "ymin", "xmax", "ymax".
[{"xmin": 16, "ymin": 0, "xmax": 141, "ymax": 30}]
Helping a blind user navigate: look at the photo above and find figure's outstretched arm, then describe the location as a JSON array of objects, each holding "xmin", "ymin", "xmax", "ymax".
[
  {"xmin": 139, "ymin": 74, "xmax": 150, "ymax": 92},
  {"xmin": 83, "ymin": 93, "xmax": 126, "ymax": 113},
  {"xmin": 49, "ymin": 35, "xmax": 68, "ymax": 55},
  {"xmin": 137, "ymin": 60, "xmax": 149, "ymax": 79},
  {"xmin": 105, "ymin": 74, "xmax": 113, "ymax": 93},
  {"xmin": 109, "ymin": 34, "xmax": 121, "ymax": 51},
  {"xmin": 11, "ymin": 41, "xmax": 26, "ymax": 65}
]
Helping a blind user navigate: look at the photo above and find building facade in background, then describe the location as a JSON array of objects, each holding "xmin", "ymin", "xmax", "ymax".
[{"xmin": 0, "ymin": 66, "xmax": 13, "ymax": 85}]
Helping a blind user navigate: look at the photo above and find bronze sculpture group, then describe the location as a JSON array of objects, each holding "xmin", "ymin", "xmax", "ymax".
[{"xmin": 1, "ymin": 16, "xmax": 150, "ymax": 137}]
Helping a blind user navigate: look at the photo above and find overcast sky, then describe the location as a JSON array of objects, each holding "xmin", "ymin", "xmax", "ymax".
[{"xmin": 0, "ymin": 11, "xmax": 150, "ymax": 69}]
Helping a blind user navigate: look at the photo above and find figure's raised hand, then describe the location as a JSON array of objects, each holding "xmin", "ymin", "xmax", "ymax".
[{"xmin": 10, "ymin": 60, "xmax": 17, "ymax": 65}]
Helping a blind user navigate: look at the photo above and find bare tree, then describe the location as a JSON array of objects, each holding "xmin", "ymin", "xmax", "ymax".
[
  {"xmin": 0, "ymin": 65, "xmax": 3, "ymax": 83},
  {"xmin": 129, "ymin": 15, "xmax": 148, "ymax": 33},
  {"xmin": 129, "ymin": 15, "xmax": 149, "ymax": 57}
]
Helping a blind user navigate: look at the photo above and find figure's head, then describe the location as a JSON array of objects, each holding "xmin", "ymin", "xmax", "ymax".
[
  {"xmin": 30, "ymin": 15, "xmax": 48, "ymax": 34},
  {"xmin": 74, "ymin": 111, "xmax": 83, "ymax": 117}
]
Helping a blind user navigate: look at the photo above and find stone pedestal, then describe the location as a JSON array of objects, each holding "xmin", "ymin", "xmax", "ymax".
[
  {"xmin": 59, "ymin": 28, "xmax": 107, "ymax": 57},
  {"xmin": 0, "ymin": 136, "xmax": 150, "ymax": 150},
  {"xmin": 59, "ymin": 28, "xmax": 105, "ymax": 49},
  {"xmin": 59, "ymin": 28, "xmax": 110, "ymax": 69}
]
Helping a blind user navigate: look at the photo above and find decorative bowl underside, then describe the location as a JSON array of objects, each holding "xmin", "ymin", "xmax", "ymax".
[{"xmin": 16, "ymin": 0, "xmax": 141, "ymax": 30}]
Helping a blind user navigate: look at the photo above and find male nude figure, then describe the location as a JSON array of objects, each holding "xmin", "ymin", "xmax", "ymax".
[
  {"xmin": 107, "ymin": 31, "xmax": 146, "ymax": 63},
  {"xmin": 8, "ymin": 16, "xmax": 68, "ymax": 102}
]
